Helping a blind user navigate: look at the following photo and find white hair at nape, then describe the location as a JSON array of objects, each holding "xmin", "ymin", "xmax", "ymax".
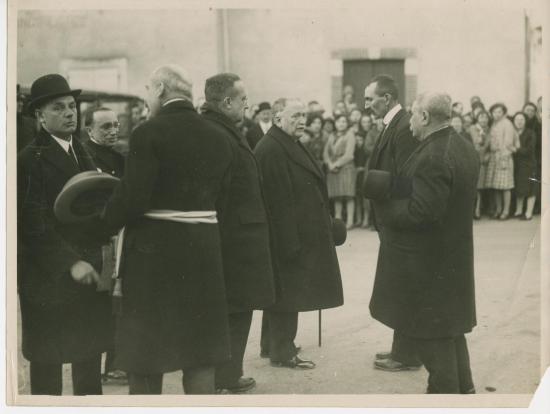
[
  {"xmin": 415, "ymin": 92, "xmax": 452, "ymax": 122},
  {"xmin": 151, "ymin": 64, "xmax": 193, "ymax": 100}
]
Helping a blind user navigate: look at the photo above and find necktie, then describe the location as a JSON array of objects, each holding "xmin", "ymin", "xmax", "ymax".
[{"xmin": 68, "ymin": 144, "xmax": 80, "ymax": 169}]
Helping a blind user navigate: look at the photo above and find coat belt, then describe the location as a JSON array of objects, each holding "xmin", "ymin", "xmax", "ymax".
[{"xmin": 112, "ymin": 210, "xmax": 218, "ymax": 297}]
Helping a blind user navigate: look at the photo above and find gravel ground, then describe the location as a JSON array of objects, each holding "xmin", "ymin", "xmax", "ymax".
[{"xmin": 16, "ymin": 217, "xmax": 541, "ymax": 395}]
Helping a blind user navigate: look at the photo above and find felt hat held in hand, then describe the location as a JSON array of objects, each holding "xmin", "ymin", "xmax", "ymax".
[{"xmin": 54, "ymin": 171, "xmax": 119, "ymax": 223}]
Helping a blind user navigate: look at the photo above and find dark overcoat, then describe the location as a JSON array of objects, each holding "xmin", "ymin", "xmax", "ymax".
[
  {"xmin": 369, "ymin": 126, "xmax": 479, "ymax": 339},
  {"xmin": 82, "ymin": 139, "xmax": 125, "ymax": 178},
  {"xmin": 102, "ymin": 100, "xmax": 233, "ymax": 374},
  {"xmin": 201, "ymin": 108, "xmax": 276, "ymax": 313},
  {"xmin": 513, "ymin": 128, "xmax": 538, "ymax": 198},
  {"xmin": 17, "ymin": 128, "xmax": 112, "ymax": 363},
  {"xmin": 368, "ymin": 108, "xmax": 418, "ymax": 230},
  {"xmin": 245, "ymin": 123, "xmax": 264, "ymax": 150},
  {"xmin": 254, "ymin": 125, "xmax": 343, "ymax": 312}
]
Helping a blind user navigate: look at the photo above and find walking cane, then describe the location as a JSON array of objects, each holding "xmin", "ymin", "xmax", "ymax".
[{"xmin": 318, "ymin": 309, "xmax": 322, "ymax": 347}]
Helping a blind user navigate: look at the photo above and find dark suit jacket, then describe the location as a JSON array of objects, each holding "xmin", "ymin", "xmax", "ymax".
[
  {"xmin": 17, "ymin": 128, "xmax": 111, "ymax": 363},
  {"xmin": 82, "ymin": 139, "xmax": 125, "ymax": 178},
  {"xmin": 202, "ymin": 108, "xmax": 276, "ymax": 313},
  {"xmin": 102, "ymin": 100, "xmax": 233, "ymax": 373},
  {"xmin": 245, "ymin": 123, "xmax": 264, "ymax": 150},
  {"xmin": 254, "ymin": 125, "xmax": 343, "ymax": 312},
  {"xmin": 369, "ymin": 126, "xmax": 479, "ymax": 338}
]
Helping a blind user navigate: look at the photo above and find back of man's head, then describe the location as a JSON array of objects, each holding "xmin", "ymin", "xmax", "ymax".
[
  {"xmin": 204, "ymin": 73, "xmax": 241, "ymax": 104},
  {"xmin": 371, "ymin": 75, "xmax": 399, "ymax": 100},
  {"xmin": 417, "ymin": 92, "xmax": 452, "ymax": 123},
  {"xmin": 150, "ymin": 64, "xmax": 193, "ymax": 101}
]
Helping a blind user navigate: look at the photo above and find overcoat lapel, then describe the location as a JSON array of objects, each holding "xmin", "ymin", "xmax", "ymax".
[
  {"xmin": 35, "ymin": 129, "xmax": 81, "ymax": 178},
  {"xmin": 269, "ymin": 125, "xmax": 323, "ymax": 181},
  {"xmin": 370, "ymin": 109, "xmax": 406, "ymax": 170},
  {"xmin": 202, "ymin": 109, "xmax": 254, "ymax": 155}
]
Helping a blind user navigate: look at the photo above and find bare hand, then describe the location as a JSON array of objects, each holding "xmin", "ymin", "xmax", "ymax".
[{"xmin": 70, "ymin": 261, "xmax": 100, "ymax": 285}]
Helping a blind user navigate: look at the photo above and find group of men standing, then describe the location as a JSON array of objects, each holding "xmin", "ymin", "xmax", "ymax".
[{"xmin": 17, "ymin": 66, "xmax": 479, "ymax": 396}]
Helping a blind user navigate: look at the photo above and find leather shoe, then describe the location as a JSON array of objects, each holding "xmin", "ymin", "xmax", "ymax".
[
  {"xmin": 271, "ymin": 355, "xmax": 315, "ymax": 369},
  {"xmin": 374, "ymin": 358, "xmax": 422, "ymax": 372},
  {"xmin": 375, "ymin": 351, "xmax": 392, "ymax": 360},
  {"xmin": 261, "ymin": 344, "xmax": 301, "ymax": 359},
  {"xmin": 218, "ymin": 377, "xmax": 256, "ymax": 394}
]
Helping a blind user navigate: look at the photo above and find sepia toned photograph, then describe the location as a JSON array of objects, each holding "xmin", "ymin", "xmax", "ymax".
[{"xmin": 6, "ymin": 0, "xmax": 548, "ymax": 408}]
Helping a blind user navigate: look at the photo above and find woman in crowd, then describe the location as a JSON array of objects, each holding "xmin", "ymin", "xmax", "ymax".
[
  {"xmin": 323, "ymin": 114, "xmax": 357, "ymax": 229},
  {"xmin": 512, "ymin": 112, "xmax": 537, "ymax": 220},
  {"xmin": 469, "ymin": 110, "xmax": 491, "ymax": 218},
  {"xmin": 300, "ymin": 113, "xmax": 327, "ymax": 167},
  {"xmin": 484, "ymin": 103, "xmax": 520, "ymax": 220},
  {"xmin": 523, "ymin": 101, "xmax": 542, "ymax": 213},
  {"xmin": 353, "ymin": 131, "xmax": 368, "ymax": 227},
  {"xmin": 322, "ymin": 117, "xmax": 335, "ymax": 139},
  {"xmin": 348, "ymin": 108, "xmax": 363, "ymax": 134},
  {"xmin": 358, "ymin": 113, "xmax": 372, "ymax": 136},
  {"xmin": 450, "ymin": 114, "xmax": 473, "ymax": 143},
  {"xmin": 463, "ymin": 113, "xmax": 474, "ymax": 132}
]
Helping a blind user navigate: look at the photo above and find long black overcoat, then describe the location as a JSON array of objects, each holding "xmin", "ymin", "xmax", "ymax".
[
  {"xmin": 254, "ymin": 125, "xmax": 343, "ymax": 312},
  {"xmin": 17, "ymin": 128, "xmax": 111, "ymax": 363},
  {"xmin": 82, "ymin": 139, "xmax": 125, "ymax": 178},
  {"xmin": 202, "ymin": 108, "xmax": 276, "ymax": 313},
  {"xmin": 102, "ymin": 100, "xmax": 233, "ymax": 374},
  {"xmin": 370, "ymin": 126, "xmax": 479, "ymax": 339}
]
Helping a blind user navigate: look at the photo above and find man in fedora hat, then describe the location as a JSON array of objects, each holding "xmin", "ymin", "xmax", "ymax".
[
  {"xmin": 245, "ymin": 101, "xmax": 272, "ymax": 150},
  {"xmin": 17, "ymin": 74, "xmax": 112, "ymax": 395}
]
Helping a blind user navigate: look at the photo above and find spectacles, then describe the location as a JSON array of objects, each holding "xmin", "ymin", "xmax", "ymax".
[{"xmin": 99, "ymin": 121, "xmax": 120, "ymax": 131}]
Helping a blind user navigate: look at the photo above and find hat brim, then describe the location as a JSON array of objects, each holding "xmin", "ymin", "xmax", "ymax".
[
  {"xmin": 28, "ymin": 89, "xmax": 82, "ymax": 111},
  {"xmin": 331, "ymin": 218, "xmax": 347, "ymax": 246},
  {"xmin": 54, "ymin": 171, "xmax": 119, "ymax": 224}
]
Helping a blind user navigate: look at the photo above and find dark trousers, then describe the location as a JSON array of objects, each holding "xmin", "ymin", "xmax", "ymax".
[
  {"xmin": 30, "ymin": 354, "xmax": 103, "ymax": 395},
  {"xmin": 215, "ymin": 311, "xmax": 253, "ymax": 388},
  {"xmin": 261, "ymin": 310, "xmax": 299, "ymax": 362},
  {"xmin": 412, "ymin": 334, "xmax": 475, "ymax": 394},
  {"xmin": 391, "ymin": 330, "xmax": 422, "ymax": 366},
  {"xmin": 128, "ymin": 366, "xmax": 215, "ymax": 395}
]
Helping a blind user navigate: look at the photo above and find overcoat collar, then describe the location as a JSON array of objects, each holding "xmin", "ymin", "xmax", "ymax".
[
  {"xmin": 399, "ymin": 125, "xmax": 452, "ymax": 175},
  {"xmin": 158, "ymin": 99, "xmax": 195, "ymax": 116},
  {"xmin": 202, "ymin": 107, "xmax": 253, "ymax": 153},
  {"xmin": 268, "ymin": 125, "xmax": 323, "ymax": 180},
  {"xmin": 35, "ymin": 128, "xmax": 96, "ymax": 177},
  {"xmin": 370, "ymin": 108, "xmax": 407, "ymax": 169}
]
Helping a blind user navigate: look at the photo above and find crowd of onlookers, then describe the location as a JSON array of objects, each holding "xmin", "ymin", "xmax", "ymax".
[{"xmin": 230, "ymin": 87, "xmax": 543, "ymax": 229}]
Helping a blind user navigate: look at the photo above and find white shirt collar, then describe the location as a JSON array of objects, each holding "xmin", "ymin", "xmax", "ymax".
[
  {"xmin": 162, "ymin": 98, "xmax": 187, "ymax": 107},
  {"xmin": 51, "ymin": 134, "xmax": 73, "ymax": 153},
  {"xmin": 383, "ymin": 103, "xmax": 402, "ymax": 126},
  {"xmin": 259, "ymin": 120, "xmax": 272, "ymax": 134}
]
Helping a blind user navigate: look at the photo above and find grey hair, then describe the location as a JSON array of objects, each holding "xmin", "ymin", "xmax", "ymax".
[
  {"xmin": 415, "ymin": 92, "xmax": 452, "ymax": 122},
  {"xmin": 278, "ymin": 98, "xmax": 303, "ymax": 116},
  {"xmin": 150, "ymin": 64, "xmax": 193, "ymax": 100}
]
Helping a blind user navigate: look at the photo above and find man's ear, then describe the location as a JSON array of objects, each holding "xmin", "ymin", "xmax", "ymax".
[
  {"xmin": 422, "ymin": 110, "xmax": 430, "ymax": 126},
  {"xmin": 156, "ymin": 81, "xmax": 166, "ymax": 98}
]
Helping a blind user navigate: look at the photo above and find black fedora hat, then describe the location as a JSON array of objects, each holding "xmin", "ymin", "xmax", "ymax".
[
  {"xmin": 363, "ymin": 169, "xmax": 392, "ymax": 200},
  {"xmin": 54, "ymin": 171, "xmax": 119, "ymax": 223},
  {"xmin": 331, "ymin": 217, "xmax": 347, "ymax": 246},
  {"xmin": 28, "ymin": 74, "xmax": 81, "ymax": 111}
]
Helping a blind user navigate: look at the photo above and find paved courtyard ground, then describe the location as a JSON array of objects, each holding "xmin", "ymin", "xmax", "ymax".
[{"xmin": 17, "ymin": 217, "xmax": 542, "ymax": 395}]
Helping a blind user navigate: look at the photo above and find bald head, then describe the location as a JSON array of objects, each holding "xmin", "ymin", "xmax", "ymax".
[
  {"xmin": 409, "ymin": 92, "xmax": 452, "ymax": 140},
  {"xmin": 277, "ymin": 99, "xmax": 307, "ymax": 138},
  {"xmin": 146, "ymin": 64, "xmax": 193, "ymax": 117}
]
